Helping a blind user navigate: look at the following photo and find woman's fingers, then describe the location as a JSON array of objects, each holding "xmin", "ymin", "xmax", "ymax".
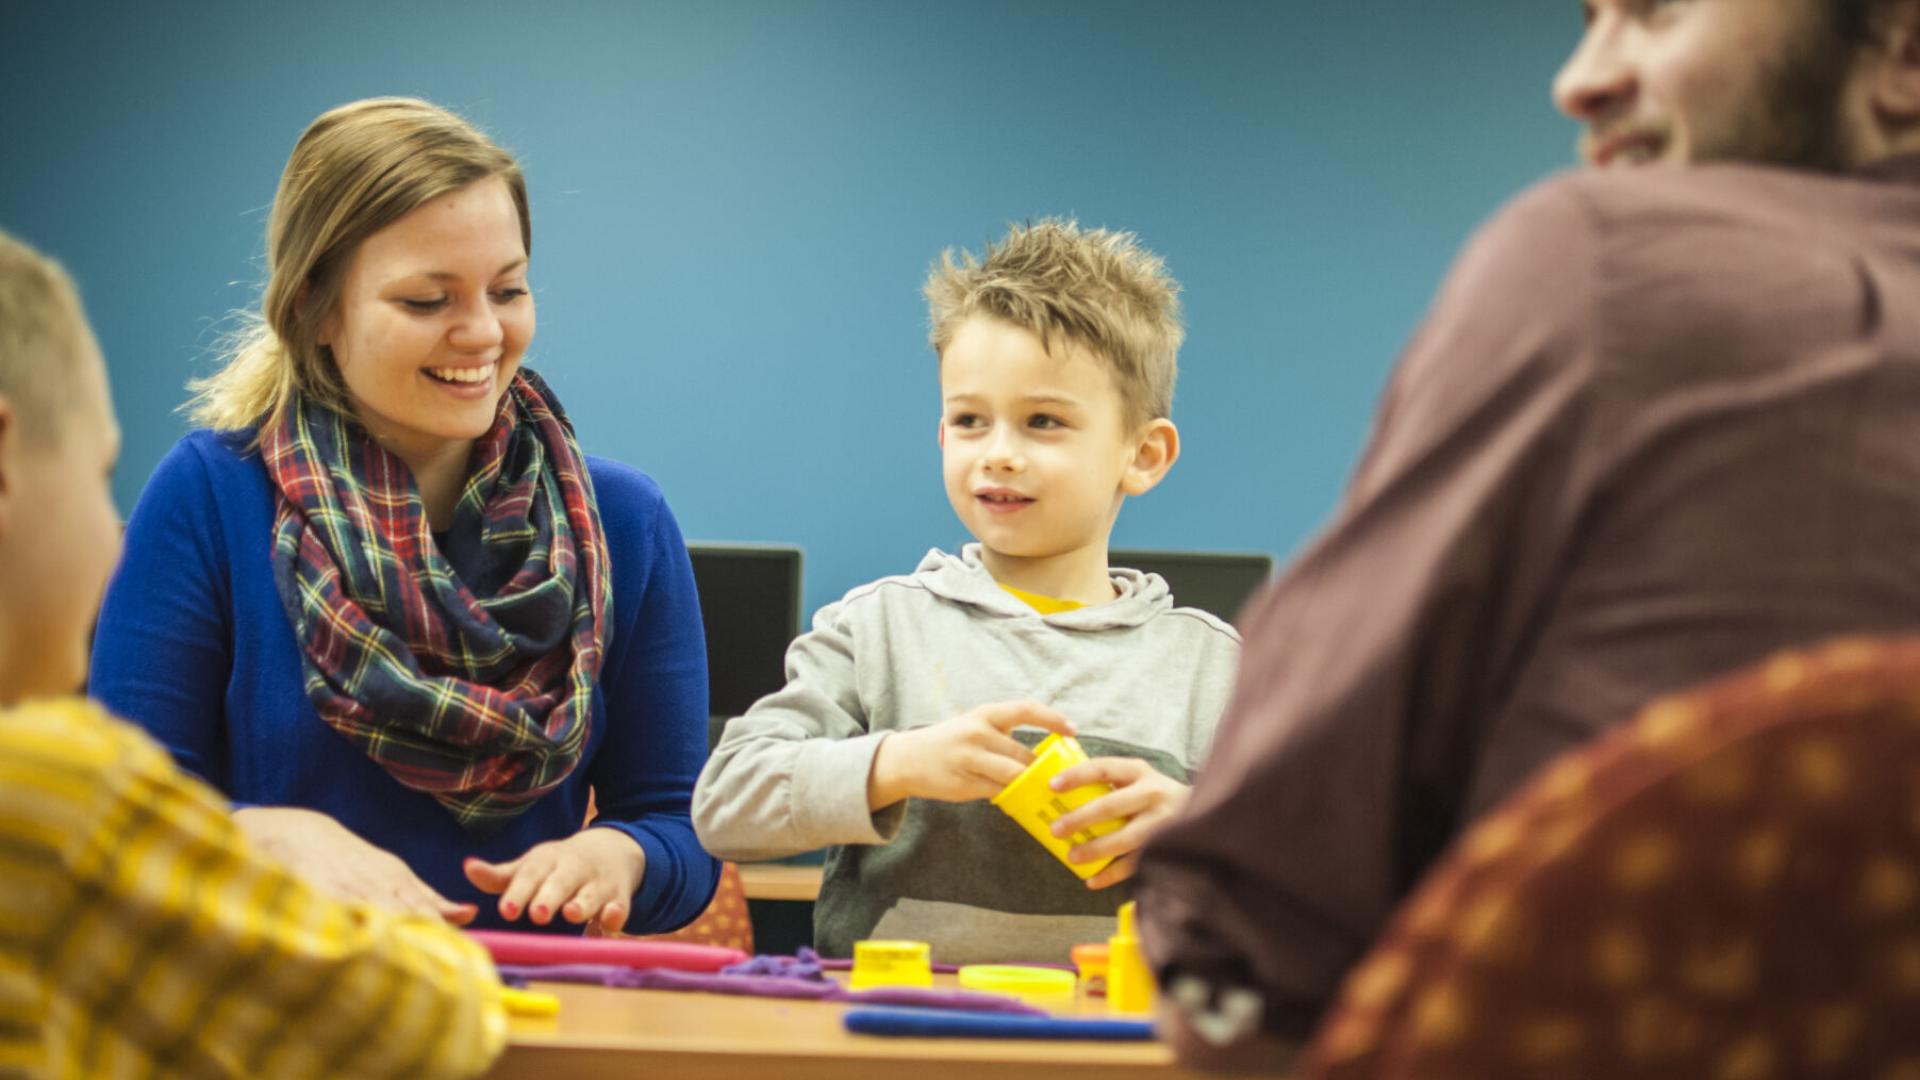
[
  {"xmin": 523, "ymin": 857, "xmax": 592, "ymax": 926},
  {"xmin": 561, "ymin": 874, "xmax": 610, "ymax": 926},
  {"xmin": 494, "ymin": 855, "xmax": 556, "ymax": 922},
  {"xmin": 596, "ymin": 899, "xmax": 630, "ymax": 934},
  {"xmin": 462, "ymin": 855, "xmax": 520, "ymax": 895}
]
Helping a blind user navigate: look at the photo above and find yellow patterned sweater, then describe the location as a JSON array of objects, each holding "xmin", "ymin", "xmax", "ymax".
[{"xmin": 0, "ymin": 697, "xmax": 505, "ymax": 1079}]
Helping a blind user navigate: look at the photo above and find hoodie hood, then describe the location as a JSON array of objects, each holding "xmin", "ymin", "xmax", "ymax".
[{"xmin": 911, "ymin": 543, "xmax": 1173, "ymax": 631}]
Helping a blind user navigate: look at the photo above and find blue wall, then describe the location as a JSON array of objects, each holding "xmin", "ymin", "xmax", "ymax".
[{"xmin": 2, "ymin": 1, "xmax": 1579, "ymax": 618}]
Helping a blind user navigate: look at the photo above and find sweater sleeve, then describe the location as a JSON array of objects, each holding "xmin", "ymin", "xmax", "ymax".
[
  {"xmin": 1135, "ymin": 179, "xmax": 1602, "ymax": 1046},
  {"xmin": 90, "ymin": 434, "xmax": 237, "ymax": 789},
  {"xmin": 691, "ymin": 594, "xmax": 902, "ymax": 861},
  {"xmin": 582, "ymin": 460, "xmax": 720, "ymax": 933},
  {"xmin": 0, "ymin": 698, "xmax": 505, "ymax": 1079}
]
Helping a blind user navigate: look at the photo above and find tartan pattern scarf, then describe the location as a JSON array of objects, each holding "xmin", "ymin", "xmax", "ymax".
[{"xmin": 263, "ymin": 369, "xmax": 612, "ymax": 830}]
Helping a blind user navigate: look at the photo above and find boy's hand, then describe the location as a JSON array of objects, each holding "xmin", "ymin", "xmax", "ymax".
[
  {"xmin": 1046, "ymin": 757, "xmax": 1189, "ymax": 890},
  {"xmin": 234, "ymin": 805, "xmax": 478, "ymax": 924},
  {"xmin": 867, "ymin": 700, "xmax": 1075, "ymax": 809},
  {"xmin": 464, "ymin": 827, "xmax": 647, "ymax": 934}
]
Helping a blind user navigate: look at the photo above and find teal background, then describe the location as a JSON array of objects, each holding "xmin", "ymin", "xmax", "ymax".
[{"xmin": 1, "ymin": 1, "xmax": 1581, "ymax": 617}]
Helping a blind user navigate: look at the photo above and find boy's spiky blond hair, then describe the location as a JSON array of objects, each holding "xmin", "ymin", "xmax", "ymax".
[{"xmin": 924, "ymin": 218, "xmax": 1183, "ymax": 427}]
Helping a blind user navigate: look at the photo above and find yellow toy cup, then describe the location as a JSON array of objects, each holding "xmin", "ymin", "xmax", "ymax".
[
  {"xmin": 849, "ymin": 939, "xmax": 933, "ymax": 990},
  {"xmin": 990, "ymin": 733, "xmax": 1124, "ymax": 880}
]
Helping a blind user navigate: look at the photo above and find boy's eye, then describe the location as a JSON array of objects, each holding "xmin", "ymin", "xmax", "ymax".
[
  {"xmin": 1028, "ymin": 414, "xmax": 1064, "ymax": 430},
  {"xmin": 399, "ymin": 297, "xmax": 449, "ymax": 312},
  {"xmin": 949, "ymin": 413, "xmax": 985, "ymax": 429}
]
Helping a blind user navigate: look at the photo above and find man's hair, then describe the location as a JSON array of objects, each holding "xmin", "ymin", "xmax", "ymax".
[
  {"xmin": 1834, "ymin": 0, "xmax": 1907, "ymax": 43},
  {"xmin": 186, "ymin": 97, "xmax": 528, "ymax": 435},
  {"xmin": 0, "ymin": 230, "xmax": 93, "ymax": 441},
  {"xmin": 924, "ymin": 218, "xmax": 1184, "ymax": 428}
]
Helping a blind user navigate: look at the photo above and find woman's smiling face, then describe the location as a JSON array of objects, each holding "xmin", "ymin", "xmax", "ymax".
[{"xmin": 318, "ymin": 175, "xmax": 534, "ymax": 465}]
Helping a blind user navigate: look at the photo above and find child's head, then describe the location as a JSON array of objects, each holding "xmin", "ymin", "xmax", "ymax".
[
  {"xmin": 925, "ymin": 220, "xmax": 1182, "ymax": 581},
  {"xmin": 925, "ymin": 218, "xmax": 1183, "ymax": 430},
  {"xmin": 0, "ymin": 231, "xmax": 122, "ymax": 703}
]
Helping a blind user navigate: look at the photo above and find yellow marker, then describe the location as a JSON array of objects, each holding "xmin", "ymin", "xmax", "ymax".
[
  {"xmin": 499, "ymin": 987, "xmax": 560, "ymax": 1018},
  {"xmin": 850, "ymin": 939, "xmax": 933, "ymax": 990},
  {"xmin": 991, "ymin": 733, "xmax": 1125, "ymax": 879},
  {"xmin": 957, "ymin": 964, "xmax": 1077, "ymax": 1000},
  {"xmin": 1107, "ymin": 901, "xmax": 1155, "ymax": 1013}
]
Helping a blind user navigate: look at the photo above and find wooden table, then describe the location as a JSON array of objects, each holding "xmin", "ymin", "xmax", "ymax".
[
  {"xmin": 735, "ymin": 861, "xmax": 824, "ymax": 901},
  {"xmin": 489, "ymin": 972, "xmax": 1213, "ymax": 1080}
]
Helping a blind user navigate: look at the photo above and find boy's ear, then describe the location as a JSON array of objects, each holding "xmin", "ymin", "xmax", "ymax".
[
  {"xmin": 0, "ymin": 393, "xmax": 16, "ymax": 537},
  {"xmin": 937, "ymin": 417, "xmax": 945, "ymax": 449},
  {"xmin": 1120, "ymin": 418, "xmax": 1180, "ymax": 497}
]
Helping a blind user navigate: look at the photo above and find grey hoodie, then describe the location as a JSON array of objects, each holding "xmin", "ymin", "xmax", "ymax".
[{"xmin": 692, "ymin": 544, "xmax": 1241, "ymax": 964}]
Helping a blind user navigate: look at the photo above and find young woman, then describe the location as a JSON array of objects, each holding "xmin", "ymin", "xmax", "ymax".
[{"xmin": 91, "ymin": 97, "xmax": 717, "ymax": 935}]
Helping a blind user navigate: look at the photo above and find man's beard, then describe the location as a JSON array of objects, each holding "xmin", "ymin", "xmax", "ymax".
[{"xmin": 1711, "ymin": 23, "xmax": 1859, "ymax": 171}]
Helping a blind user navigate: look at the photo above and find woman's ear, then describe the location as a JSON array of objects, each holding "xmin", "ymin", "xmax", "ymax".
[
  {"xmin": 301, "ymin": 282, "xmax": 338, "ymax": 349},
  {"xmin": 1120, "ymin": 417, "xmax": 1180, "ymax": 497}
]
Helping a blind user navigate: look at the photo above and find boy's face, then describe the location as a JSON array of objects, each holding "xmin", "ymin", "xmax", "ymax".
[
  {"xmin": 0, "ymin": 339, "xmax": 122, "ymax": 701},
  {"xmin": 939, "ymin": 316, "xmax": 1141, "ymax": 573}
]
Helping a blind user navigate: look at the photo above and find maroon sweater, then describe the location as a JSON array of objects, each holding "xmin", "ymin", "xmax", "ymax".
[{"xmin": 1138, "ymin": 154, "xmax": 1920, "ymax": 1046}]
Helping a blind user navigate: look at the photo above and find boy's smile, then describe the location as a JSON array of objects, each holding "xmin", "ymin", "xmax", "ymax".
[
  {"xmin": 939, "ymin": 316, "xmax": 1148, "ymax": 605},
  {"xmin": 975, "ymin": 486, "xmax": 1037, "ymax": 513}
]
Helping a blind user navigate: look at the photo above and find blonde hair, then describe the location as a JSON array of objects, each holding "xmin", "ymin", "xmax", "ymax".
[
  {"xmin": 924, "ymin": 218, "xmax": 1184, "ymax": 427},
  {"xmin": 187, "ymin": 97, "xmax": 529, "ymax": 432},
  {"xmin": 0, "ymin": 230, "xmax": 96, "ymax": 442}
]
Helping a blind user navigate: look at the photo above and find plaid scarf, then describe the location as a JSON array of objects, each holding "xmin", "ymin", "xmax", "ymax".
[{"xmin": 264, "ymin": 369, "xmax": 611, "ymax": 830}]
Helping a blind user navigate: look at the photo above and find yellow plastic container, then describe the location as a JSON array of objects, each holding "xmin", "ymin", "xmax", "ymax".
[
  {"xmin": 849, "ymin": 939, "xmax": 933, "ymax": 990},
  {"xmin": 1071, "ymin": 943, "xmax": 1110, "ymax": 996},
  {"xmin": 957, "ymin": 964, "xmax": 1078, "ymax": 1001},
  {"xmin": 990, "ymin": 733, "xmax": 1124, "ymax": 879},
  {"xmin": 1107, "ymin": 901, "xmax": 1156, "ymax": 1014}
]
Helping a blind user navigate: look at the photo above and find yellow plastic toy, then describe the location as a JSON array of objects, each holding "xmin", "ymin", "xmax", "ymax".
[
  {"xmin": 1107, "ymin": 901, "xmax": 1155, "ymax": 1013},
  {"xmin": 957, "ymin": 964, "xmax": 1077, "ymax": 1000},
  {"xmin": 499, "ymin": 986, "xmax": 561, "ymax": 1018},
  {"xmin": 990, "ymin": 733, "xmax": 1125, "ymax": 879},
  {"xmin": 849, "ymin": 939, "xmax": 933, "ymax": 990},
  {"xmin": 1070, "ymin": 942, "xmax": 1110, "ymax": 996}
]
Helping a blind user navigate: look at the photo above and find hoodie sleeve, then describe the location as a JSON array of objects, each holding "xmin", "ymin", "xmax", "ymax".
[{"xmin": 691, "ymin": 598, "xmax": 905, "ymax": 860}]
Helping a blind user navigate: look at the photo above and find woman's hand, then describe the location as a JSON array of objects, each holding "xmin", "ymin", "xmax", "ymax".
[
  {"xmin": 867, "ymin": 700, "xmax": 1076, "ymax": 809},
  {"xmin": 1045, "ymin": 757, "xmax": 1190, "ymax": 890},
  {"xmin": 233, "ymin": 805, "xmax": 478, "ymax": 924},
  {"xmin": 463, "ymin": 827, "xmax": 647, "ymax": 934}
]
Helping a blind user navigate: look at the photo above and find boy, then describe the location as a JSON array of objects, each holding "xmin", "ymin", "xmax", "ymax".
[
  {"xmin": 693, "ymin": 219, "xmax": 1240, "ymax": 964},
  {"xmin": 0, "ymin": 230, "xmax": 505, "ymax": 1079}
]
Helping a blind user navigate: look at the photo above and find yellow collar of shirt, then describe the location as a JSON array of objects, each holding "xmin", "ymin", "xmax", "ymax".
[{"xmin": 999, "ymin": 583, "xmax": 1085, "ymax": 615}]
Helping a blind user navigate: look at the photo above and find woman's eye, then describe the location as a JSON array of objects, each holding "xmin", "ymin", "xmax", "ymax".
[
  {"xmin": 399, "ymin": 297, "xmax": 448, "ymax": 312},
  {"xmin": 491, "ymin": 287, "xmax": 529, "ymax": 304}
]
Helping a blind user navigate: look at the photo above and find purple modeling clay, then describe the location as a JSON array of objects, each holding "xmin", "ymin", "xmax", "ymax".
[{"xmin": 495, "ymin": 954, "xmax": 1048, "ymax": 1016}]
